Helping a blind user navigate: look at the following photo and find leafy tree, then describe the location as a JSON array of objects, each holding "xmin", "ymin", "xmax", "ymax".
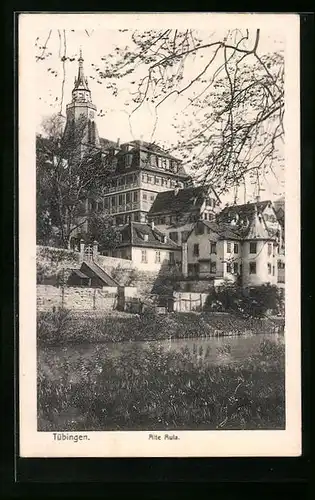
[
  {"xmin": 36, "ymin": 114, "xmax": 115, "ymax": 248},
  {"xmin": 85, "ymin": 212, "xmax": 122, "ymax": 251},
  {"xmin": 35, "ymin": 28, "xmax": 284, "ymax": 197}
]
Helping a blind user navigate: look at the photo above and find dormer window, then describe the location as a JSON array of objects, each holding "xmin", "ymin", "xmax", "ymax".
[
  {"xmin": 125, "ymin": 154, "xmax": 132, "ymax": 168},
  {"xmin": 143, "ymin": 234, "xmax": 149, "ymax": 242}
]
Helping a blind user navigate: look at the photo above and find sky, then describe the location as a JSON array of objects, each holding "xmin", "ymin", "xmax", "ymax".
[{"xmin": 35, "ymin": 27, "xmax": 285, "ymax": 203}]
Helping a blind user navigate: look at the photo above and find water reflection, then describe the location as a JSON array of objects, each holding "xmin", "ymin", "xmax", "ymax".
[{"xmin": 43, "ymin": 333, "xmax": 284, "ymax": 371}]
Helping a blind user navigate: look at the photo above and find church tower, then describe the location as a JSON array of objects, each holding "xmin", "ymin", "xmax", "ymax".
[{"xmin": 63, "ymin": 49, "xmax": 100, "ymax": 150}]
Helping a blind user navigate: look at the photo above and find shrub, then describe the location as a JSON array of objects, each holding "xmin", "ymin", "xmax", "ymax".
[{"xmin": 204, "ymin": 284, "xmax": 282, "ymax": 318}]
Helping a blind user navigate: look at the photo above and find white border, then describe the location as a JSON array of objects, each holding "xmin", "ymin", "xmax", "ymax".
[{"xmin": 19, "ymin": 13, "xmax": 301, "ymax": 457}]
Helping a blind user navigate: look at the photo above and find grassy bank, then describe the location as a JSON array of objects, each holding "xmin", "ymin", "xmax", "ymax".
[
  {"xmin": 38, "ymin": 339, "xmax": 285, "ymax": 431},
  {"xmin": 37, "ymin": 309, "xmax": 281, "ymax": 347}
]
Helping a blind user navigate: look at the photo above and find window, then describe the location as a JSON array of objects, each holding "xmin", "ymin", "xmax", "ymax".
[
  {"xmin": 133, "ymin": 192, "xmax": 138, "ymax": 202},
  {"xmin": 134, "ymin": 213, "xmax": 140, "ymax": 222},
  {"xmin": 272, "ymin": 265, "xmax": 275, "ymax": 276},
  {"xmin": 268, "ymin": 263, "xmax": 272, "ymax": 274},
  {"xmin": 147, "ymin": 176, "xmax": 152, "ymax": 183},
  {"xmin": 195, "ymin": 224, "xmax": 204, "ymax": 235},
  {"xmin": 234, "ymin": 243, "xmax": 239, "ymax": 253},
  {"xmin": 233, "ymin": 262, "xmax": 239, "ymax": 274},
  {"xmin": 104, "ymin": 198, "xmax": 109, "ymax": 209},
  {"xmin": 169, "ymin": 252, "xmax": 175, "ymax": 264},
  {"xmin": 210, "ymin": 261, "xmax": 216, "ymax": 273},
  {"xmin": 141, "ymin": 250, "xmax": 147, "ymax": 263},
  {"xmin": 150, "ymin": 195, "xmax": 155, "ymax": 202},
  {"xmin": 125, "ymin": 154, "xmax": 132, "ymax": 168},
  {"xmin": 111, "ymin": 196, "xmax": 116, "ymax": 207},
  {"xmin": 169, "ymin": 232, "xmax": 178, "ymax": 242},
  {"xmin": 126, "ymin": 192, "xmax": 131, "ymax": 203},
  {"xmin": 155, "ymin": 176, "xmax": 160, "ymax": 185},
  {"xmin": 207, "ymin": 227, "xmax": 211, "ymax": 234},
  {"xmin": 249, "ymin": 262, "xmax": 256, "ymax": 274},
  {"xmin": 210, "ymin": 242, "xmax": 217, "ymax": 254},
  {"xmin": 227, "ymin": 263, "xmax": 232, "ymax": 273},
  {"xmin": 204, "ymin": 213, "xmax": 208, "ymax": 220},
  {"xmin": 118, "ymin": 194, "xmax": 124, "ymax": 206},
  {"xmin": 142, "ymin": 173, "xmax": 146, "ymax": 182},
  {"xmin": 155, "ymin": 251, "xmax": 161, "ymax": 263},
  {"xmin": 268, "ymin": 243, "xmax": 272, "ymax": 256},
  {"xmin": 193, "ymin": 244, "xmax": 199, "ymax": 257},
  {"xmin": 143, "ymin": 193, "xmax": 147, "ymax": 200},
  {"xmin": 160, "ymin": 217, "xmax": 166, "ymax": 224},
  {"xmin": 227, "ymin": 242, "xmax": 232, "ymax": 253},
  {"xmin": 181, "ymin": 230, "xmax": 189, "ymax": 242},
  {"xmin": 249, "ymin": 242, "xmax": 257, "ymax": 254}
]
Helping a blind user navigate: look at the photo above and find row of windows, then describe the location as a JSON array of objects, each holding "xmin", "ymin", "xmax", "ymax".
[
  {"xmin": 142, "ymin": 192, "xmax": 156, "ymax": 202},
  {"xmin": 141, "ymin": 155, "xmax": 179, "ymax": 173},
  {"xmin": 107, "ymin": 174, "xmax": 139, "ymax": 190},
  {"xmin": 153, "ymin": 213, "xmax": 199, "ymax": 226},
  {"xmin": 141, "ymin": 173, "xmax": 184, "ymax": 189},
  {"xmin": 168, "ymin": 230, "xmax": 190, "ymax": 243},
  {"xmin": 226, "ymin": 242, "xmax": 239, "ymax": 254},
  {"xmin": 99, "ymin": 191, "xmax": 139, "ymax": 209},
  {"xmin": 189, "ymin": 261, "xmax": 282, "ymax": 277},
  {"xmin": 141, "ymin": 250, "xmax": 175, "ymax": 264},
  {"xmin": 202, "ymin": 212, "xmax": 216, "ymax": 221}
]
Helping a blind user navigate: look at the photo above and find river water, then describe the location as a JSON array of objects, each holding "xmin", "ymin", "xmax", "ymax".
[{"xmin": 40, "ymin": 333, "xmax": 284, "ymax": 378}]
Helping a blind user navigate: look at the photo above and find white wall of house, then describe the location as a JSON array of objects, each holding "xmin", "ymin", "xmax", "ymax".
[
  {"xmin": 222, "ymin": 240, "xmax": 242, "ymax": 282},
  {"xmin": 186, "ymin": 225, "xmax": 224, "ymax": 278},
  {"xmin": 131, "ymin": 246, "xmax": 181, "ymax": 271},
  {"xmin": 242, "ymin": 240, "xmax": 278, "ymax": 286},
  {"xmin": 186, "ymin": 222, "xmax": 279, "ymax": 287}
]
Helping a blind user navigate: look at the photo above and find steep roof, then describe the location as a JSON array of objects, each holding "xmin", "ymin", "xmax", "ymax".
[
  {"xmin": 219, "ymin": 200, "xmax": 271, "ymax": 221},
  {"xmin": 149, "ymin": 186, "xmax": 208, "ymax": 216},
  {"xmin": 116, "ymin": 222, "xmax": 180, "ymax": 250},
  {"xmin": 202, "ymin": 221, "xmax": 242, "ymax": 240},
  {"xmin": 217, "ymin": 200, "xmax": 280, "ymax": 240},
  {"xmin": 127, "ymin": 140, "xmax": 180, "ymax": 161},
  {"xmin": 81, "ymin": 261, "xmax": 119, "ymax": 286}
]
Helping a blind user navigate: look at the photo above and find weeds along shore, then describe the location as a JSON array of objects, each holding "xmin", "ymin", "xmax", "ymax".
[
  {"xmin": 38, "ymin": 339, "xmax": 285, "ymax": 431},
  {"xmin": 37, "ymin": 308, "xmax": 283, "ymax": 347}
]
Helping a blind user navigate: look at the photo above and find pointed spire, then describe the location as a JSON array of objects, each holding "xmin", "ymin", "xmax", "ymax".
[{"xmin": 74, "ymin": 48, "xmax": 89, "ymax": 91}]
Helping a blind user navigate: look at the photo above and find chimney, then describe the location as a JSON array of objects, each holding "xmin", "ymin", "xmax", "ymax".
[
  {"xmin": 150, "ymin": 220, "xmax": 155, "ymax": 231},
  {"xmin": 256, "ymin": 195, "xmax": 261, "ymax": 202},
  {"xmin": 79, "ymin": 239, "xmax": 85, "ymax": 263},
  {"xmin": 92, "ymin": 240, "xmax": 99, "ymax": 260},
  {"xmin": 116, "ymin": 137, "xmax": 120, "ymax": 147},
  {"xmin": 182, "ymin": 242, "xmax": 188, "ymax": 278}
]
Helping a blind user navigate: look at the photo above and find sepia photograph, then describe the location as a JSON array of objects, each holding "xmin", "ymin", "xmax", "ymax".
[{"xmin": 19, "ymin": 13, "xmax": 301, "ymax": 457}]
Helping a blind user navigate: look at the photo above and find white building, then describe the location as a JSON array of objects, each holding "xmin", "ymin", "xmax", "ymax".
[{"xmin": 184, "ymin": 200, "xmax": 283, "ymax": 288}]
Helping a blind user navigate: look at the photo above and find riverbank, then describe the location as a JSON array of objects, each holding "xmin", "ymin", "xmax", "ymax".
[
  {"xmin": 38, "ymin": 338, "xmax": 285, "ymax": 431},
  {"xmin": 37, "ymin": 309, "xmax": 283, "ymax": 347}
]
